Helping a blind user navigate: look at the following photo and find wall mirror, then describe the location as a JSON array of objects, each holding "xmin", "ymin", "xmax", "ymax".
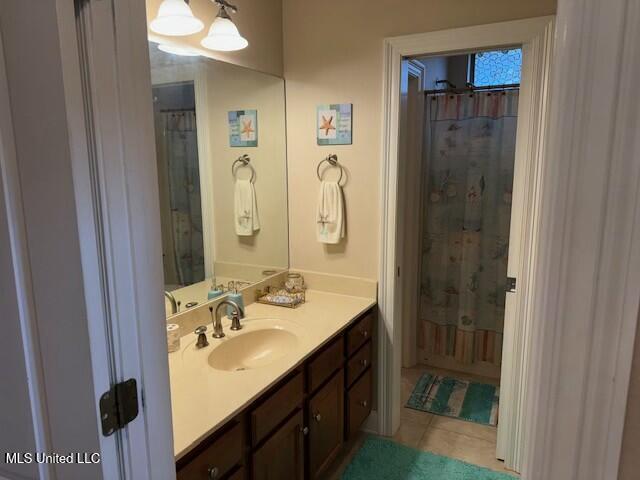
[{"xmin": 148, "ymin": 42, "xmax": 289, "ymax": 318}]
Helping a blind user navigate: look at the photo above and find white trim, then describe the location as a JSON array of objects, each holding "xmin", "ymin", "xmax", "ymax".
[
  {"xmin": 379, "ymin": 17, "xmax": 555, "ymax": 473},
  {"xmin": 60, "ymin": 0, "xmax": 175, "ymax": 478},
  {"xmin": 0, "ymin": 33, "xmax": 54, "ymax": 480},
  {"xmin": 399, "ymin": 60, "xmax": 425, "ymax": 369},
  {"xmin": 523, "ymin": 0, "xmax": 640, "ymax": 478},
  {"xmin": 497, "ymin": 19, "xmax": 555, "ymax": 470}
]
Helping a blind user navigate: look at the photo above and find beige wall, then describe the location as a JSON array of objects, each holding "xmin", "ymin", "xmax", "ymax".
[
  {"xmin": 146, "ymin": 0, "xmax": 284, "ymax": 76},
  {"xmin": 619, "ymin": 311, "xmax": 640, "ymax": 479},
  {"xmin": 282, "ymin": 0, "xmax": 556, "ymax": 280}
]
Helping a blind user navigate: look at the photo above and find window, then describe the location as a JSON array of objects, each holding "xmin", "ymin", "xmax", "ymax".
[{"xmin": 471, "ymin": 48, "xmax": 522, "ymax": 86}]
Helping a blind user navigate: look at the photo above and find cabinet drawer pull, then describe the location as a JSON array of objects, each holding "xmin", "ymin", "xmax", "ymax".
[
  {"xmin": 301, "ymin": 426, "xmax": 309, "ymax": 435},
  {"xmin": 207, "ymin": 466, "xmax": 219, "ymax": 479},
  {"xmin": 313, "ymin": 412, "xmax": 322, "ymax": 422},
  {"xmin": 360, "ymin": 359, "xmax": 368, "ymax": 367},
  {"xmin": 361, "ymin": 330, "xmax": 369, "ymax": 338},
  {"xmin": 359, "ymin": 400, "xmax": 368, "ymax": 408}
]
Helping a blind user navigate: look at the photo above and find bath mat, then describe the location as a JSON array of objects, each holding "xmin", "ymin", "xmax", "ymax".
[
  {"xmin": 341, "ymin": 436, "xmax": 516, "ymax": 480},
  {"xmin": 406, "ymin": 374, "xmax": 499, "ymax": 426}
]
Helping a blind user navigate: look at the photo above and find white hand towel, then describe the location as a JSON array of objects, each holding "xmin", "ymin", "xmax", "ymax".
[
  {"xmin": 316, "ymin": 181, "xmax": 345, "ymax": 244},
  {"xmin": 234, "ymin": 179, "xmax": 260, "ymax": 236}
]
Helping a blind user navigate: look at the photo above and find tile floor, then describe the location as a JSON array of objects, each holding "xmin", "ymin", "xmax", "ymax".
[{"xmin": 326, "ymin": 364, "xmax": 518, "ymax": 479}]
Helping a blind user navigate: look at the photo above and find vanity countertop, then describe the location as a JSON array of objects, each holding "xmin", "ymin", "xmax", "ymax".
[{"xmin": 169, "ymin": 289, "xmax": 376, "ymax": 460}]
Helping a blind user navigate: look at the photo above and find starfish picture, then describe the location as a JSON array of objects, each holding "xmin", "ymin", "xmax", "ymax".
[
  {"xmin": 240, "ymin": 119, "xmax": 254, "ymax": 139},
  {"xmin": 319, "ymin": 115, "xmax": 335, "ymax": 136}
]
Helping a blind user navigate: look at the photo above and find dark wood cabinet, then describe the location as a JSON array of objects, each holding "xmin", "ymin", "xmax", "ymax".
[
  {"xmin": 176, "ymin": 421, "xmax": 243, "ymax": 480},
  {"xmin": 346, "ymin": 367, "xmax": 372, "ymax": 439},
  {"xmin": 251, "ymin": 371, "xmax": 304, "ymax": 445},
  {"xmin": 308, "ymin": 370, "xmax": 344, "ymax": 479},
  {"xmin": 252, "ymin": 410, "xmax": 305, "ymax": 480},
  {"xmin": 175, "ymin": 307, "xmax": 376, "ymax": 480}
]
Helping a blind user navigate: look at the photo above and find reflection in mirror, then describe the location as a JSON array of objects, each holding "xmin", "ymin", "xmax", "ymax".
[{"xmin": 148, "ymin": 43, "xmax": 289, "ymax": 317}]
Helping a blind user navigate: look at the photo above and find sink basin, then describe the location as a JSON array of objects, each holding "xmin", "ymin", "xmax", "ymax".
[{"xmin": 207, "ymin": 327, "xmax": 299, "ymax": 371}]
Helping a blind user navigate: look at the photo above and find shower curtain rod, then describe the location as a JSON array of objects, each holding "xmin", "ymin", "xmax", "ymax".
[{"xmin": 424, "ymin": 83, "xmax": 520, "ymax": 95}]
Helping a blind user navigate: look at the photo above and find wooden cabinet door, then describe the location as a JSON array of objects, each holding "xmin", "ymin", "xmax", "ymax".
[
  {"xmin": 308, "ymin": 370, "xmax": 344, "ymax": 479},
  {"xmin": 346, "ymin": 367, "xmax": 372, "ymax": 439},
  {"xmin": 252, "ymin": 410, "xmax": 305, "ymax": 480}
]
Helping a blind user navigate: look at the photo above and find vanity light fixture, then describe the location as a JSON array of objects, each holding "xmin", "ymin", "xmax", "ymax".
[
  {"xmin": 150, "ymin": 0, "xmax": 204, "ymax": 37},
  {"xmin": 200, "ymin": 0, "xmax": 248, "ymax": 52}
]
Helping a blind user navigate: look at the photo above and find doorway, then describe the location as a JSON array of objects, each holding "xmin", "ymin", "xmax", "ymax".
[
  {"xmin": 378, "ymin": 16, "xmax": 555, "ymax": 474},
  {"xmin": 397, "ymin": 48, "xmax": 522, "ymax": 474}
]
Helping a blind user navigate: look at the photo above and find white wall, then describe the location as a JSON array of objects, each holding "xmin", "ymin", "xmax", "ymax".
[{"xmin": 0, "ymin": 135, "xmax": 38, "ymax": 480}]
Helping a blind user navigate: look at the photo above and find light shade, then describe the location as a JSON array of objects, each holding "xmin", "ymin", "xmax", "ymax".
[
  {"xmin": 158, "ymin": 43, "xmax": 200, "ymax": 57},
  {"xmin": 150, "ymin": 0, "xmax": 204, "ymax": 37},
  {"xmin": 200, "ymin": 16, "xmax": 248, "ymax": 51}
]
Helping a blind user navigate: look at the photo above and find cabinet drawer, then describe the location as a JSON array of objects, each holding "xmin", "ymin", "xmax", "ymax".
[
  {"xmin": 307, "ymin": 336, "xmax": 344, "ymax": 393},
  {"xmin": 346, "ymin": 367, "xmax": 372, "ymax": 439},
  {"xmin": 346, "ymin": 341, "xmax": 371, "ymax": 387},
  {"xmin": 251, "ymin": 371, "xmax": 304, "ymax": 445},
  {"xmin": 176, "ymin": 422, "xmax": 243, "ymax": 480},
  {"xmin": 347, "ymin": 311, "xmax": 373, "ymax": 356}
]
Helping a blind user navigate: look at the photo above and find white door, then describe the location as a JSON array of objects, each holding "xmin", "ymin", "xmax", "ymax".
[
  {"xmin": 0, "ymin": 0, "xmax": 176, "ymax": 478},
  {"xmin": 65, "ymin": 0, "xmax": 176, "ymax": 477}
]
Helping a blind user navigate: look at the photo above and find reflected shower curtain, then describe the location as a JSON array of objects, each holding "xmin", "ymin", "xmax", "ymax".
[
  {"xmin": 157, "ymin": 111, "xmax": 205, "ymax": 286},
  {"xmin": 418, "ymin": 90, "xmax": 518, "ymax": 366}
]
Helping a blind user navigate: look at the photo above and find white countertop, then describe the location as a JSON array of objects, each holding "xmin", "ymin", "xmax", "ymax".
[{"xmin": 169, "ymin": 289, "xmax": 376, "ymax": 460}]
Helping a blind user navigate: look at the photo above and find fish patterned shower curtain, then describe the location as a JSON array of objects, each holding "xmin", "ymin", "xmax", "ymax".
[
  {"xmin": 419, "ymin": 90, "xmax": 518, "ymax": 366},
  {"xmin": 157, "ymin": 110, "xmax": 205, "ymax": 287}
]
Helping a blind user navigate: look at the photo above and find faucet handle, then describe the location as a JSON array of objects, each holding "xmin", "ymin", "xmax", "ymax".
[{"xmin": 195, "ymin": 326, "xmax": 209, "ymax": 348}]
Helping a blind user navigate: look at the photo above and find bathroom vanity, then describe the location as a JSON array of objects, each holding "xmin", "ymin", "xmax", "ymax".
[{"xmin": 170, "ymin": 291, "xmax": 376, "ymax": 480}]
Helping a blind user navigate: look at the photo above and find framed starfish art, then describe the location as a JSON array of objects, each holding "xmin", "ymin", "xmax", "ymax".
[
  {"xmin": 228, "ymin": 109, "xmax": 258, "ymax": 147},
  {"xmin": 317, "ymin": 103, "xmax": 352, "ymax": 145}
]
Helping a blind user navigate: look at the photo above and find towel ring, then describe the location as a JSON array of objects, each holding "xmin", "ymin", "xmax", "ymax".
[
  {"xmin": 316, "ymin": 154, "xmax": 344, "ymax": 184},
  {"xmin": 231, "ymin": 154, "xmax": 256, "ymax": 183}
]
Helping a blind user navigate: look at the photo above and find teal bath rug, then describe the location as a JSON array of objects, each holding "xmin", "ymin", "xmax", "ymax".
[
  {"xmin": 406, "ymin": 374, "xmax": 499, "ymax": 426},
  {"xmin": 341, "ymin": 436, "xmax": 516, "ymax": 480}
]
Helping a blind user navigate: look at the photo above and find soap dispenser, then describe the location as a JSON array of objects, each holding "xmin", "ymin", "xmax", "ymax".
[
  {"xmin": 207, "ymin": 277, "xmax": 223, "ymax": 300},
  {"xmin": 227, "ymin": 282, "xmax": 245, "ymax": 318}
]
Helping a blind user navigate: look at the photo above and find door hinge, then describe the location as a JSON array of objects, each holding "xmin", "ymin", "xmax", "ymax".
[
  {"xmin": 99, "ymin": 378, "xmax": 139, "ymax": 436},
  {"xmin": 506, "ymin": 277, "xmax": 517, "ymax": 293}
]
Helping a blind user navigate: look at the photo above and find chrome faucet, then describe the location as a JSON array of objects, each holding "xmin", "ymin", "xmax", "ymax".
[
  {"xmin": 164, "ymin": 291, "xmax": 178, "ymax": 315},
  {"xmin": 212, "ymin": 299, "xmax": 244, "ymax": 338}
]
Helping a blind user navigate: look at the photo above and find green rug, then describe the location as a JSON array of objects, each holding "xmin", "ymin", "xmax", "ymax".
[
  {"xmin": 342, "ymin": 436, "xmax": 515, "ymax": 480},
  {"xmin": 406, "ymin": 374, "xmax": 499, "ymax": 426}
]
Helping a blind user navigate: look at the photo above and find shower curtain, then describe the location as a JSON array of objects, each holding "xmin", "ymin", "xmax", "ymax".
[
  {"xmin": 157, "ymin": 110, "xmax": 205, "ymax": 287},
  {"xmin": 418, "ymin": 90, "xmax": 518, "ymax": 366}
]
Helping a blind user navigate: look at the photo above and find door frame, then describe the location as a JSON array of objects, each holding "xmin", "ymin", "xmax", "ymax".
[
  {"xmin": 378, "ymin": 15, "xmax": 554, "ymax": 471},
  {"xmin": 379, "ymin": 5, "xmax": 640, "ymax": 478},
  {"xmin": 57, "ymin": 0, "xmax": 175, "ymax": 477}
]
